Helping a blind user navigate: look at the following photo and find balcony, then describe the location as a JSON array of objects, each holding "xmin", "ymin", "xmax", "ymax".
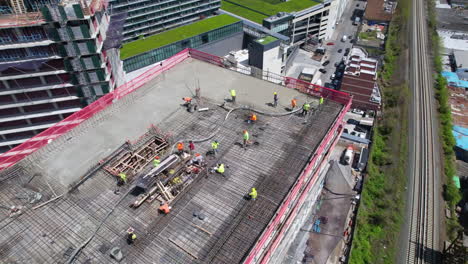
[
  {"xmin": 0, "ymin": 83, "xmax": 74, "ymax": 96},
  {"xmin": 0, "ymin": 39, "xmax": 54, "ymax": 51},
  {"xmin": 0, "ymin": 107, "xmax": 81, "ymax": 123},
  {"xmin": 0, "ymin": 95, "xmax": 79, "ymax": 110},
  {"xmin": 0, "ymin": 69, "xmax": 67, "ymax": 81},
  {"xmin": 0, "ymin": 120, "xmax": 59, "ymax": 136}
]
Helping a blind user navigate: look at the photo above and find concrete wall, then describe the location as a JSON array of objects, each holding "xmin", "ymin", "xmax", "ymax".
[{"xmin": 263, "ymin": 46, "xmax": 282, "ymax": 76}]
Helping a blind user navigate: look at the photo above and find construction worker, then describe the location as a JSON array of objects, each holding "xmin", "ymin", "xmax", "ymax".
[
  {"xmin": 191, "ymin": 153, "xmax": 204, "ymax": 166},
  {"xmin": 182, "ymin": 97, "xmax": 194, "ymax": 112},
  {"xmin": 249, "ymin": 187, "xmax": 258, "ymax": 201},
  {"xmin": 159, "ymin": 202, "xmax": 171, "ymax": 214},
  {"xmin": 230, "ymin": 89, "xmax": 236, "ymax": 103},
  {"xmin": 213, "ymin": 163, "xmax": 225, "ymax": 175},
  {"xmin": 291, "ymin": 98, "xmax": 297, "ymax": 110},
  {"xmin": 188, "ymin": 140, "xmax": 195, "ymax": 155},
  {"xmin": 177, "ymin": 142, "xmax": 184, "ymax": 154},
  {"xmin": 273, "ymin": 92, "xmax": 278, "ymax": 107},
  {"xmin": 127, "ymin": 229, "xmax": 137, "ymax": 245},
  {"xmin": 211, "ymin": 140, "xmax": 219, "ymax": 156},
  {"xmin": 243, "ymin": 130, "xmax": 249, "ymax": 149},
  {"xmin": 118, "ymin": 173, "xmax": 127, "ymax": 185},
  {"xmin": 302, "ymin": 102, "xmax": 311, "ymax": 116},
  {"xmin": 153, "ymin": 156, "xmax": 161, "ymax": 167},
  {"xmin": 319, "ymin": 96, "xmax": 324, "ymax": 105},
  {"xmin": 248, "ymin": 113, "xmax": 257, "ymax": 124}
]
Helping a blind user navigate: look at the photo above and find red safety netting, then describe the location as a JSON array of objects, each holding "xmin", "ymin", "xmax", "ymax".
[
  {"xmin": 244, "ymin": 92, "xmax": 352, "ymax": 264},
  {"xmin": 0, "ymin": 48, "xmax": 352, "ymax": 174},
  {"xmin": 0, "ymin": 49, "xmax": 191, "ymax": 169}
]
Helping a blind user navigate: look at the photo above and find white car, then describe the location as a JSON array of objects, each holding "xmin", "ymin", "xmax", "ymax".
[{"xmin": 351, "ymin": 108, "xmax": 364, "ymax": 115}]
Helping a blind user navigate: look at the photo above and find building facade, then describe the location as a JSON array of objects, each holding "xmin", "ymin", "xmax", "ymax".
[
  {"xmin": 109, "ymin": 0, "xmax": 221, "ymax": 43},
  {"xmin": 262, "ymin": 0, "xmax": 349, "ymax": 45},
  {"xmin": 0, "ymin": 0, "xmax": 124, "ymax": 152}
]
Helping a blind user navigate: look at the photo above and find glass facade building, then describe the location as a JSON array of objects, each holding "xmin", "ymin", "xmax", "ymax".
[
  {"xmin": 109, "ymin": 0, "xmax": 221, "ymax": 43},
  {"xmin": 123, "ymin": 21, "xmax": 242, "ymax": 72}
]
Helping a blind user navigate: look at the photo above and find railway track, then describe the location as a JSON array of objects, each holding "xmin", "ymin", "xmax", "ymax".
[{"xmin": 406, "ymin": 0, "xmax": 440, "ymax": 262}]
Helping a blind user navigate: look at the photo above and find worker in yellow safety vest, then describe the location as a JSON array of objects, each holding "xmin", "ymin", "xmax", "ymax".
[
  {"xmin": 153, "ymin": 156, "xmax": 161, "ymax": 167},
  {"xmin": 127, "ymin": 229, "xmax": 137, "ymax": 245},
  {"xmin": 319, "ymin": 96, "xmax": 324, "ymax": 105},
  {"xmin": 211, "ymin": 141, "xmax": 219, "ymax": 156},
  {"xmin": 119, "ymin": 173, "xmax": 127, "ymax": 184},
  {"xmin": 302, "ymin": 103, "xmax": 311, "ymax": 116},
  {"xmin": 249, "ymin": 187, "xmax": 257, "ymax": 200},
  {"xmin": 230, "ymin": 89, "xmax": 236, "ymax": 103},
  {"xmin": 243, "ymin": 130, "xmax": 249, "ymax": 149},
  {"xmin": 215, "ymin": 163, "xmax": 225, "ymax": 175}
]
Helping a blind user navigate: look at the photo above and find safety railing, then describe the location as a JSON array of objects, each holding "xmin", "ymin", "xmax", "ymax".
[
  {"xmin": 243, "ymin": 92, "xmax": 352, "ymax": 264},
  {"xmin": 0, "ymin": 49, "xmax": 191, "ymax": 169},
  {"xmin": 0, "ymin": 48, "xmax": 352, "ymax": 173}
]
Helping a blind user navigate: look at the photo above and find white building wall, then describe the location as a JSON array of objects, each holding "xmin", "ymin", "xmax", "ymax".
[{"xmin": 263, "ymin": 46, "xmax": 282, "ymax": 76}]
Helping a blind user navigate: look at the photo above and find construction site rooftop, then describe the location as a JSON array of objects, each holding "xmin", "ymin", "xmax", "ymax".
[{"xmin": 0, "ymin": 56, "xmax": 344, "ymax": 263}]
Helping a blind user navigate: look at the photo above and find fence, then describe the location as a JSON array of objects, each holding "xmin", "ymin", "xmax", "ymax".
[{"xmin": 0, "ymin": 48, "xmax": 352, "ymax": 173}]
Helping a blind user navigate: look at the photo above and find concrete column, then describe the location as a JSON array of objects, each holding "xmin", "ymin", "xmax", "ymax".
[
  {"xmin": 39, "ymin": 76, "xmax": 47, "ymax": 85},
  {"xmin": 2, "ymin": 80, "xmax": 10, "ymax": 89}
]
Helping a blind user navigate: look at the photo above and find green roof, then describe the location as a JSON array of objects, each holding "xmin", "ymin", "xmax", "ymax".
[
  {"xmin": 221, "ymin": 0, "xmax": 320, "ymax": 23},
  {"xmin": 256, "ymin": 36, "xmax": 278, "ymax": 45},
  {"xmin": 120, "ymin": 15, "xmax": 240, "ymax": 60}
]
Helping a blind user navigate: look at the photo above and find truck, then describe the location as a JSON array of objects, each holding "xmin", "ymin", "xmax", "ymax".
[{"xmin": 342, "ymin": 145, "xmax": 354, "ymax": 165}]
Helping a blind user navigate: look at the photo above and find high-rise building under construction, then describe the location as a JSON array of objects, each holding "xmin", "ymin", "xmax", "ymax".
[{"xmin": 0, "ymin": 0, "xmax": 125, "ymax": 152}]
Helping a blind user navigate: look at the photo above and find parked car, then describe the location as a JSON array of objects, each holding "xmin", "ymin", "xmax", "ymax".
[
  {"xmin": 344, "ymin": 128, "xmax": 349, "ymax": 134},
  {"xmin": 344, "ymin": 48, "xmax": 350, "ymax": 56},
  {"xmin": 324, "ymin": 83, "xmax": 336, "ymax": 89},
  {"xmin": 319, "ymin": 68, "xmax": 327, "ymax": 73},
  {"xmin": 322, "ymin": 60, "xmax": 330, "ymax": 66},
  {"xmin": 331, "ymin": 74, "xmax": 336, "ymax": 80},
  {"xmin": 338, "ymin": 49, "xmax": 343, "ymax": 53},
  {"xmin": 332, "ymin": 79, "xmax": 340, "ymax": 86},
  {"xmin": 336, "ymin": 72, "xmax": 343, "ymax": 78},
  {"xmin": 352, "ymin": 108, "xmax": 365, "ymax": 115},
  {"xmin": 347, "ymin": 119, "xmax": 360, "ymax": 125},
  {"xmin": 354, "ymin": 126, "xmax": 366, "ymax": 133},
  {"xmin": 326, "ymin": 42, "xmax": 335, "ymax": 45},
  {"xmin": 334, "ymin": 62, "xmax": 340, "ymax": 67}
]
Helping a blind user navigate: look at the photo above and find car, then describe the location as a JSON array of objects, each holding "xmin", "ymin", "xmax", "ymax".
[
  {"xmin": 350, "ymin": 131, "xmax": 357, "ymax": 136},
  {"xmin": 322, "ymin": 60, "xmax": 330, "ymax": 66},
  {"xmin": 344, "ymin": 48, "xmax": 350, "ymax": 56},
  {"xmin": 331, "ymin": 74, "xmax": 336, "ymax": 79},
  {"xmin": 332, "ymin": 79, "xmax": 340, "ymax": 86},
  {"xmin": 326, "ymin": 42, "xmax": 335, "ymax": 45},
  {"xmin": 336, "ymin": 72, "xmax": 343, "ymax": 78},
  {"xmin": 344, "ymin": 128, "xmax": 349, "ymax": 134},
  {"xmin": 334, "ymin": 62, "xmax": 339, "ymax": 67},
  {"xmin": 354, "ymin": 126, "xmax": 366, "ymax": 133},
  {"xmin": 347, "ymin": 119, "xmax": 360, "ymax": 125},
  {"xmin": 352, "ymin": 108, "xmax": 365, "ymax": 115},
  {"xmin": 358, "ymin": 133, "xmax": 366, "ymax": 139},
  {"xmin": 338, "ymin": 49, "xmax": 343, "ymax": 53},
  {"xmin": 324, "ymin": 82, "xmax": 336, "ymax": 89},
  {"xmin": 356, "ymin": 3, "xmax": 359, "ymax": 7},
  {"xmin": 319, "ymin": 68, "xmax": 327, "ymax": 73}
]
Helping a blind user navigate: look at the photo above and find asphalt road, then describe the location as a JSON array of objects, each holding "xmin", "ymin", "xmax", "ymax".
[
  {"xmin": 403, "ymin": 0, "xmax": 441, "ymax": 262},
  {"xmin": 318, "ymin": 0, "xmax": 366, "ymax": 85}
]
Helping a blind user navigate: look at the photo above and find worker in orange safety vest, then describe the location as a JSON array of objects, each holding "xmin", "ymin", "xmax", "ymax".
[
  {"xmin": 248, "ymin": 113, "xmax": 257, "ymax": 124},
  {"xmin": 159, "ymin": 202, "xmax": 171, "ymax": 214},
  {"xmin": 177, "ymin": 142, "xmax": 184, "ymax": 154},
  {"xmin": 291, "ymin": 98, "xmax": 297, "ymax": 110}
]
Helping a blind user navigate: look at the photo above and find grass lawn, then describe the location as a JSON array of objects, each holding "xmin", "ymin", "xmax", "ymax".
[
  {"xmin": 221, "ymin": 0, "xmax": 319, "ymax": 21},
  {"xmin": 120, "ymin": 14, "xmax": 240, "ymax": 59},
  {"xmin": 221, "ymin": 1, "xmax": 268, "ymax": 23},
  {"xmin": 359, "ymin": 31, "xmax": 378, "ymax": 41}
]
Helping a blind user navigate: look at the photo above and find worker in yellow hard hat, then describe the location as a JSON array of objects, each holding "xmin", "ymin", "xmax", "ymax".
[{"xmin": 273, "ymin": 92, "xmax": 278, "ymax": 107}]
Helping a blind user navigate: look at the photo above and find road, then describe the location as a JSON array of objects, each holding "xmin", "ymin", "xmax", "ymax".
[
  {"xmin": 285, "ymin": 0, "xmax": 365, "ymax": 83},
  {"xmin": 404, "ymin": 0, "xmax": 441, "ymax": 261}
]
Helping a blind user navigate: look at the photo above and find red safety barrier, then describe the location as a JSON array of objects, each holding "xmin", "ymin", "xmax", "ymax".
[
  {"xmin": 0, "ymin": 48, "xmax": 352, "ymax": 174},
  {"xmin": 0, "ymin": 49, "xmax": 191, "ymax": 169},
  {"xmin": 243, "ymin": 94, "xmax": 352, "ymax": 264}
]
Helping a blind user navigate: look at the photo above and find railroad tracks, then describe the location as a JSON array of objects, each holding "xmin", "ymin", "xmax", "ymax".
[{"xmin": 406, "ymin": 0, "xmax": 440, "ymax": 262}]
